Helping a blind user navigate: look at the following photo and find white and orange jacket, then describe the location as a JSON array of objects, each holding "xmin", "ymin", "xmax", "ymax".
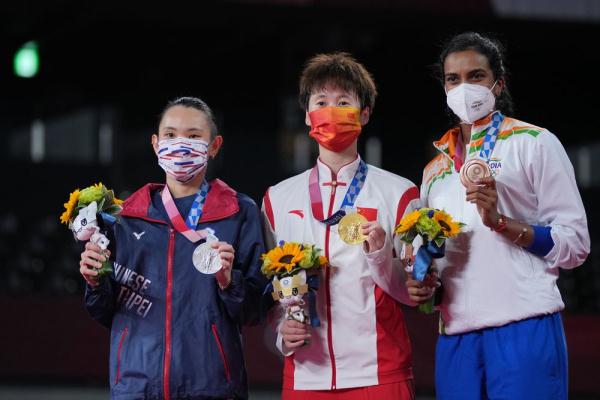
[
  {"xmin": 422, "ymin": 112, "xmax": 590, "ymax": 335},
  {"xmin": 262, "ymin": 156, "xmax": 419, "ymax": 391}
]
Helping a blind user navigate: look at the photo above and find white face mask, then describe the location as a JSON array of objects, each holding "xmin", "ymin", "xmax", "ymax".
[
  {"xmin": 446, "ymin": 82, "xmax": 497, "ymax": 124},
  {"xmin": 157, "ymin": 138, "xmax": 209, "ymax": 183}
]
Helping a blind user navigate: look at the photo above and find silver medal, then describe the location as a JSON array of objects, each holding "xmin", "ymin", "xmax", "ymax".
[
  {"xmin": 193, "ymin": 242, "xmax": 222, "ymax": 274},
  {"xmin": 192, "ymin": 229, "xmax": 222, "ymax": 274}
]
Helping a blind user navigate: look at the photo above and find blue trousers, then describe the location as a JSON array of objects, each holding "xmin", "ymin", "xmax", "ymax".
[{"xmin": 435, "ymin": 313, "xmax": 568, "ymax": 400}]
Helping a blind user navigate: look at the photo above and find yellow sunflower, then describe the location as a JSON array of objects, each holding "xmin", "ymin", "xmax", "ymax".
[
  {"xmin": 433, "ymin": 210, "xmax": 461, "ymax": 238},
  {"xmin": 262, "ymin": 242, "xmax": 305, "ymax": 274},
  {"xmin": 318, "ymin": 256, "xmax": 329, "ymax": 266},
  {"xmin": 60, "ymin": 189, "xmax": 80, "ymax": 225},
  {"xmin": 93, "ymin": 182, "xmax": 104, "ymax": 190},
  {"xmin": 113, "ymin": 197, "xmax": 124, "ymax": 206},
  {"xmin": 395, "ymin": 210, "xmax": 422, "ymax": 234}
]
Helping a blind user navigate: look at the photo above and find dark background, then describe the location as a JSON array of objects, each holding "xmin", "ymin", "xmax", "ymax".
[{"xmin": 1, "ymin": 0, "xmax": 599, "ymax": 398}]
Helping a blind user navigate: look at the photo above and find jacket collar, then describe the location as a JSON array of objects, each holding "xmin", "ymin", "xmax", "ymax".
[
  {"xmin": 120, "ymin": 179, "xmax": 239, "ymax": 223},
  {"xmin": 201, "ymin": 179, "xmax": 239, "ymax": 222},
  {"xmin": 316, "ymin": 154, "xmax": 361, "ymax": 185},
  {"xmin": 472, "ymin": 111, "xmax": 497, "ymax": 129},
  {"xmin": 433, "ymin": 110, "xmax": 501, "ymax": 160},
  {"xmin": 433, "ymin": 127, "xmax": 460, "ymax": 162}
]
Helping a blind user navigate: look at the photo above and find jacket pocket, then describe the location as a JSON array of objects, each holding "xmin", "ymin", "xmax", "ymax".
[
  {"xmin": 211, "ymin": 323, "xmax": 230, "ymax": 382},
  {"xmin": 115, "ymin": 327, "xmax": 129, "ymax": 385}
]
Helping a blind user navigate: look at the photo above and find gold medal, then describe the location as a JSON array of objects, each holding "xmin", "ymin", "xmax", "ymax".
[
  {"xmin": 338, "ymin": 212, "xmax": 368, "ymax": 245},
  {"xmin": 459, "ymin": 158, "xmax": 491, "ymax": 188}
]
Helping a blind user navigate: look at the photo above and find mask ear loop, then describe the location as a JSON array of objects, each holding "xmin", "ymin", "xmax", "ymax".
[
  {"xmin": 488, "ymin": 80, "xmax": 500, "ymax": 117},
  {"xmin": 490, "ymin": 80, "xmax": 498, "ymax": 92}
]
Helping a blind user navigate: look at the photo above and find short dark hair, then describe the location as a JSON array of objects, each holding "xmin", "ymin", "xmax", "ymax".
[
  {"xmin": 436, "ymin": 32, "xmax": 515, "ymax": 117},
  {"xmin": 160, "ymin": 96, "xmax": 219, "ymax": 139},
  {"xmin": 299, "ymin": 52, "xmax": 377, "ymax": 112}
]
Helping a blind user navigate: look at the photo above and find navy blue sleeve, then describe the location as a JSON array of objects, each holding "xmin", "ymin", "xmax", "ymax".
[
  {"xmin": 218, "ymin": 195, "xmax": 269, "ymax": 326},
  {"xmin": 83, "ymin": 213, "xmax": 118, "ymax": 329},
  {"xmin": 84, "ymin": 278, "xmax": 118, "ymax": 328},
  {"xmin": 526, "ymin": 225, "xmax": 555, "ymax": 257}
]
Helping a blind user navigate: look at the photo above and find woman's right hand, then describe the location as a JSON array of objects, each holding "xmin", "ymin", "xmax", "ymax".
[
  {"xmin": 406, "ymin": 272, "xmax": 439, "ymax": 304},
  {"xmin": 281, "ymin": 319, "xmax": 311, "ymax": 352},
  {"xmin": 79, "ymin": 242, "xmax": 110, "ymax": 287}
]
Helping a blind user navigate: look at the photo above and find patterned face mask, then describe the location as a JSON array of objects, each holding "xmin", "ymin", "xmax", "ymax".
[
  {"xmin": 157, "ymin": 138, "xmax": 209, "ymax": 183},
  {"xmin": 308, "ymin": 106, "xmax": 362, "ymax": 152}
]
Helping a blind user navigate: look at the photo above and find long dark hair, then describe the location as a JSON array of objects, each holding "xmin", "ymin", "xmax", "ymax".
[{"xmin": 436, "ymin": 32, "xmax": 515, "ymax": 120}]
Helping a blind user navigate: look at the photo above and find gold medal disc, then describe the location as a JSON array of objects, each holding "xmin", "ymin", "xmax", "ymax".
[{"xmin": 338, "ymin": 212, "xmax": 368, "ymax": 245}]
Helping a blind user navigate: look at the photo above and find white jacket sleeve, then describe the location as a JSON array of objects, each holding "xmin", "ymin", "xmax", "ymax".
[
  {"xmin": 528, "ymin": 131, "xmax": 590, "ymax": 269},
  {"xmin": 364, "ymin": 237, "xmax": 417, "ymax": 306},
  {"xmin": 364, "ymin": 186, "xmax": 421, "ymax": 305}
]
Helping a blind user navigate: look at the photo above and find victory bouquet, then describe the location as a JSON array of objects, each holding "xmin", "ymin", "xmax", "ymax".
[
  {"xmin": 60, "ymin": 183, "xmax": 123, "ymax": 278},
  {"xmin": 261, "ymin": 242, "xmax": 328, "ymax": 327},
  {"xmin": 395, "ymin": 208, "xmax": 465, "ymax": 313}
]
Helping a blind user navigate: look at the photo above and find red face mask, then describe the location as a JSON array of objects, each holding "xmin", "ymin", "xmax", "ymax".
[{"xmin": 308, "ymin": 106, "xmax": 362, "ymax": 152}]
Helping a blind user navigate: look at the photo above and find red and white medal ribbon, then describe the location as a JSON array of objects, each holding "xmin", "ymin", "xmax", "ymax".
[
  {"xmin": 161, "ymin": 187, "xmax": 222, "ymax": 274},
  {"xmin": 161, "ymin": 187, "xmax": 209, "ymax": 243}
]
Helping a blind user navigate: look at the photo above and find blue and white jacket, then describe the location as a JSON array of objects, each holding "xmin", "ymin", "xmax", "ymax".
[{"xmin": 85, "ymin": 180, "xmax": 267, "ymax": 399}]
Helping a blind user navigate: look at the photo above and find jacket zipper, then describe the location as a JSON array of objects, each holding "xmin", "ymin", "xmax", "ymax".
[
  {"xmin": 115, "ymin": 327, "xmax": 129, "ymax": 385},
  {"xmin": 211, "ymin": 323, "xmax": 231, "ymax": 381},
  {"xmin": 163, "ymin": 228, "xmax": 175, "ymax": 400},
  {"xmin": 325, "ymin": 173, "xmax": 338, "ymax": 390}
]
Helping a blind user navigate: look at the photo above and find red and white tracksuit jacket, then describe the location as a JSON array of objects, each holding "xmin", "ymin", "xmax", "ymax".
[{"xmin": 262, "ymin": 156, "xmax": 420, "ymax": 391}]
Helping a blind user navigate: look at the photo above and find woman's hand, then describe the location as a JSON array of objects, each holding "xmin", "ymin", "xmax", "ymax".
[
  {"xmin": 406, "ymin": 272, "xmax": 440, "ymax": 304},
  {"xmin": 466, "ymin": 176, "xmax": 501, "ymax": 229},
  {"xmin": 213, "ymin": 241, "xmax": 234, "ymax": 289},
  {"xmin": 281, "ymin": 319, "xmax": 311, "ymax": 352},
  {"xmin": 361, "ymin": 221, "xmax": 387, "ymax": 253},
  {"xmin": 80, "ymin": 242, "xmax": 110, "ymax": 287}
]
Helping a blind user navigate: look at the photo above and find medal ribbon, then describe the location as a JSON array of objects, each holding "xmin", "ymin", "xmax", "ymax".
[
  {"xmin": 186, "ymin": 180, "xmax": 210, "ymax": 229},
  {"xmin": 453, "ymin": 133, "xmax": 464, "ymax": 172},
  {"xmin": 161, "ymin": 182, "xmax": 211, "ymax": 243},
  {"xmin": 477, "ymin": 111, "xmax": 504, "ymax": 162},
  {"xmin": 309, "ymin": 159, "xmax": 368, "ymax": 226}
]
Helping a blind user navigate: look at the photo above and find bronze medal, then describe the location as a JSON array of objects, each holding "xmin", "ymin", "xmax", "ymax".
[{"xmin": 460, "ymin": 159, "xmax": 491, "ymax": 188}]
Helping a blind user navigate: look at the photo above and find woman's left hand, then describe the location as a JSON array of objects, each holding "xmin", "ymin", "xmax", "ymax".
[
  {"xmin": 212, "ymin": 241, "xmax": 234, "ymax": 289},
  {"xmin": 466, "ymin": 176, "xmax": 501, "ymax": 229},
  {"xmin": 362, "ymin": 221, "xmax": 387, "ymax": 253}
]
